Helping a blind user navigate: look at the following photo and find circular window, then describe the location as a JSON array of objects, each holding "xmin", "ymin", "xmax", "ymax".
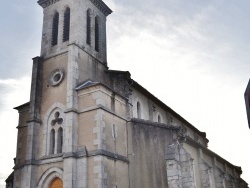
[{"xmin": 48, "ymin": 68, "xmax": 65, "ymax": 86}]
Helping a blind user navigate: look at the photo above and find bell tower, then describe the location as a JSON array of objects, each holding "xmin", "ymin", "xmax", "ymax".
[
  {"xmin": 38, "ymin": 0, "xmax": 112, "ymax": 64},
  {"xmin": 11, "ymin": 0, "xmax": 123, "ymax": 188}
]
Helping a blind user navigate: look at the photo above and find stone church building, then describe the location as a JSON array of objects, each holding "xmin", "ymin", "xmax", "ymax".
[{"xmin": 5, "ymin": 0, "xmax": 248, "ymax": 187}]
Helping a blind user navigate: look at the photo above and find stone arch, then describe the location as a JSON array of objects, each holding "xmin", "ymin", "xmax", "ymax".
[{"xmin": 37, "ymin": 167, "xmax": 63, "ymax": 188}]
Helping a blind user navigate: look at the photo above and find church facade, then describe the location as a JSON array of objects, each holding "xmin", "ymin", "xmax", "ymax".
[{"xmin": 6, "ymin": 0, "xmax": 248, "ymax": 187}]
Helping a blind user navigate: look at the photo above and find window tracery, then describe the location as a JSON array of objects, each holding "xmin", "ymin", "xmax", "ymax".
[{"xmin": 46, "ymin": 108, "xmax": 65, "ymax": 155}]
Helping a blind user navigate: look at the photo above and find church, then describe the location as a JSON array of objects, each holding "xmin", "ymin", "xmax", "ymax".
[{"xmin": 5, "ymin": 0, "xmax": 248, "ymax": 187}]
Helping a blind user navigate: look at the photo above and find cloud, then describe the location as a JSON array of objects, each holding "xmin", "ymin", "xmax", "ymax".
[
  {"xmin": 0, "ymin": 0, "xmax": 249, "ymax": 185},
  {"xmin": 0, "ymin": 1, "xmax": 42, "ymax": 79},
  {"xmin": 105, "ymin": 0, "xmax": 250, "ymax": 183},
  {"xmin": 107, "ymin": 0, "xmax": 250, "ymax": 86},
  {"xmin": 0, "ymin": 77, "xmax": 30, "ymax": 186},
  {"xmin": 0, "ymin": 77, "xmax": 30, "ymax": 112}
]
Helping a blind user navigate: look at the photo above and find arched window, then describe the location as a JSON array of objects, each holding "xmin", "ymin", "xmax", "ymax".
[
  {"xmin": 50, "ymin": 129, "xmax": 55, "ymax": 154},
  {"xmin": 57, "ymin": 127, "xmax": 63, "ymax": 153},
  {"xmin": 52, "ymin": 12, "xmax": 59, "ymax": 46},
  {"xmin": 158, "ymin": 115, "xmax": 161, "ymax": 123},
  {"xmin": 63, "ymin": 7, "xmax": 70, "ymax": 42},
  {"xmin": 95, "ymin": 16, "xmax": 100, "ymax": 52},
  {"xmin": 86, "ymin": 9, "xmax": 91, "ymax": 45},
  {"xmin": 137, "ymin": 102, "xmax": 141, "ymax": 118},
  {"xmin": 112, "ymin": 124, "xmax": 116, "ymax": 140}
]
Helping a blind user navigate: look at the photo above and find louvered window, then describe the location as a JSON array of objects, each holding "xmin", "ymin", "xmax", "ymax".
[
  {"xmin": 63, "ymin": 8, "xmax": 70, "ymax": 42},
  {"xmin": 95, "ymin": 16, "xmax": 99, "ymax": 52},
  {"xmin": 86, "ymin": 10, "xmax": 91, "ymax": 45},
  {"xmin": 52, "ymin": 12, "xmax": 59, "ymax": 46}
]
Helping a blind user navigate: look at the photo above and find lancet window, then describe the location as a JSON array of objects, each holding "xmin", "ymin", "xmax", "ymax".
[
  {"xmin": 63, "ymin": 7, "xmax": 70, "ymax": 42},
  {"xmin": 86, "ymin": 9, "xmax": 91, "ymax": 45},
  {"xmin": 52, "ymin": 12, "xmax": 59, "ymax": 46},
  {"xmin": 50, "ymin": 129, "xmax": 55, "ymax": 155},
  {"xmin": 95, "ymin": 16, "xmax": 100, "ymax": 52}
]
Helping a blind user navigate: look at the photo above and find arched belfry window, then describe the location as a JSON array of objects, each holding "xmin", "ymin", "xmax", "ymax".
[
  {"xmin": 63, "ymin": 7, "xmax": 70, "ymax": 42},
  {"xmin": 86, "ymin": 9, "xmax": 91, "ymax": 45},
  {"xmin": 52, "ymin": 12, "xmax": 59, "ymax": 46},
  {"xmin": 95, "ymin": 16, "xmax": 100, "ymax": 52},
  {"xmin": 57, "ymin": 127, "xmax": 63, "ymax": 153},
  {"xmin": 50, "ymin": 129, "xmax": 55, "ymax": 155},
  {"xmin": 137, "ymin": 102, "xmax": 141, "ymax": 118}
]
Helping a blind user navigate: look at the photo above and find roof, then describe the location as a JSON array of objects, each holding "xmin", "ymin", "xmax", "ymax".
[
  {"xmin": 131, "ymin": 79, "xmax": 209, "ymax": 142},
  {"xmin": 14, "ymin": 102, "xmax": 30, "ymax": 111},
  {"xmin": 5, "ymin": 171, "xmax": 14, "ymax": 183},
  {"xmin": 75, "ymin": 80, "xmax": 100, "ymax": 91}
]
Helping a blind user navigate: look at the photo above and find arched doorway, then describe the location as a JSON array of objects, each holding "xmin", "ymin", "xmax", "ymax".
[{"xmin": 50, "ymin": 177, "xmax": 63, "ymax": 188}]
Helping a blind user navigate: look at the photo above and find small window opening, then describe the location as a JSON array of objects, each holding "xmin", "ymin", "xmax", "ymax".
[
  {"xmin": 50, "ymin": 129, "xmax": 55, "ymax": 154},
  {"xmin": 86, "ymin": 9, "xmax": 91, "ymax": 45},
  {"xmin": 63, "ymin": 7, "xmax": 70, "ymax": 42},
  {"xmin": 53, "ymin": 73, "xmax": 61, "ymax": 82},
  {"xmin": 112, "ymin": 124, "xmax": 116, "ymax": 140},
  {"xmin": 52, "ymin": 12, "xmax": 59, "ymax": 46},
  {"xmin": 137, "ymin": 102, "xmax": 141, "ymax": 118},
  {"xmin": 111, "ymin": 94, "xmax": 115, "ymax": 112},
  {"xmin": 95, "ymin": 16, "xmax": 99, "ymax": 52},
  {"xmin": 158, "ymin": 115, "xmax": 161, "ymax": 123}
]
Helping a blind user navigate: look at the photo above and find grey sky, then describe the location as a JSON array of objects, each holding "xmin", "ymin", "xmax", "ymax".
[
  {"xmin": 0, "ymin": 0, "xmax": 250, "ymax": 186},
  {"xmin": 0, "ymin": 1, "xmax": 42, "ymax": 79}
]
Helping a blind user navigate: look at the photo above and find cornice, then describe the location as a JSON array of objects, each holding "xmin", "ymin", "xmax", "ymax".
[
  {"xmin": 37, "ymin": 0, "xmax": 112, "ymax": 16},
  {"xmin": 130, "ymin": 118, "xmax": 181, "ymax": 130},
  {"xmin": 37, "ymin": 0, "xmax": 61, "ymax": 8},
  {"xmin": 90, "ymin": 0, "xmax": 112, "ymax": 16}
]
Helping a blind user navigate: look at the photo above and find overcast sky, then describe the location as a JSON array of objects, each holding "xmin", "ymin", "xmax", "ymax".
[{"xmin": 0, "ymin": 0, "xmax": 250, "ymax": 186}]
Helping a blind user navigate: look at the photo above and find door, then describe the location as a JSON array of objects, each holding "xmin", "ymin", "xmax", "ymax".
[{"xmin": 50, "ymin": 178, "xmax": 63, "ymax": 188}]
